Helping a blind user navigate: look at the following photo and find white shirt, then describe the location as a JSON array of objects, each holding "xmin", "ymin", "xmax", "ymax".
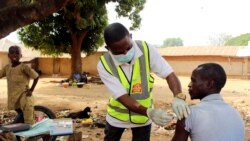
[
  {"xmin": 97, "ymin": 40, "xmax": 173, "ymax": 128},
  {"xmin": 185, "ymin": 94, "xmax": 245, "ymax": 141}
]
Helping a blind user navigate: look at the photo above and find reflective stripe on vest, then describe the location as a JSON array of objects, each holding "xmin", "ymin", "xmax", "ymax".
[{"xmin": 100, "ymin": 40, "xmax": 154, "ymax": 124}]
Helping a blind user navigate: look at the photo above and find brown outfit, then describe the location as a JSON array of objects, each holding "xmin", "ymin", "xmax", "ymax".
[{"xmin": 0, "ymin": 63, "xmax": 39, "ymax": 124}]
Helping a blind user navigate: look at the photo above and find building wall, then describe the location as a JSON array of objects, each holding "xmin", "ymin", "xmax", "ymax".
[
  {"xmin": 248, "ymin": 58, "xmax": 250, "ymax": 75},
  {"xmin": 59, "ymin": 58, "xmax": 71, "ymax": 75},
  {"xmin": 0, "ymin": 53, "xmax": 9, "ymax": 69},
  {"xmin": 82, "ymin": 52, "xmax": 105, "ymax": 75},
  {"xmin": 164, "ymin": 56, "xmax": 248, "ymax": 78},
  {"xmin": 37, "ymin": 52, "xmax": 105, "ymax": 76},
  {"xmin": 35, "ymin": 53, "xmax": 250, "ymax": 79},
  {"xmin": 38, "ymin": 58, "xmax": 54, "ymax": 75}
]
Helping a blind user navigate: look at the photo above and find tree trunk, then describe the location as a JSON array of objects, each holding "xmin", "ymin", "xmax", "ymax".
[
  {"xmin": 0, "ymin": 0, "xmax": 74, "ymax": 39},
  {"xmin": 70, "ymin": 31, "xmax": 87, "ymax": 75}
]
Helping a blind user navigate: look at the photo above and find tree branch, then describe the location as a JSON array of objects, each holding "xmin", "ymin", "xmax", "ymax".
[{"xmin": 0, "ymin": 0, "xmax": 75, "ymax": 39}]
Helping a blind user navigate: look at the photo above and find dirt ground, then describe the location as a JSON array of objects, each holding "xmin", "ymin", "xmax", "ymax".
[{"xmin": 0, "ymin": 75, "xmax": 249, "ymax": 141}]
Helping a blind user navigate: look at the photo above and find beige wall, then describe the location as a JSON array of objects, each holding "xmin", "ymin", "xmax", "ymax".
[
  {"xmin": 37, "ymin": 52, "xmax": 105, "ymax": 76},
  {"xmin": 0, "ymin": 53, "xmax": 9, "ymax": 69},
  {"xmin": 35, "ymin": 53, "xmax": 250, "ymax": 79},
  {"xmin": 60, "ymin": 58, "xmax": 71, "ymax": 75},
  {"xmin": 164, "ymin": 56, "xmax": 249, "ymax": 78},
  {"xmin": 38, "ymin": 58, "xmax": 54, "ymax": 75},
  {"xmin": 38, "ymin": 58, "xmax": 72, "ymax": 76},
  {"xmin": 82, "ymin": 52, "xmax": 105, "ymax": 75}
]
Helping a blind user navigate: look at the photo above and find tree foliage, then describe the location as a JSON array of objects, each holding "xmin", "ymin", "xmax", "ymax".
[
  {"xmin": 208, "ymin": 33, "xmax": 232, "ymax": 46},
  {"xmin": 15, "ymin": 0, "xmax": 146, "ymax": 74},
  {"xmin": 18, "ymin": 6, "xmax": 107, "ymax": 56},
  {"xmin": 225, "ymin": 33, "xmax": 250, "ymax": 46},
  {"xmin": 162, "ymin": 38, "xmax": 183, "ymax": 47}
]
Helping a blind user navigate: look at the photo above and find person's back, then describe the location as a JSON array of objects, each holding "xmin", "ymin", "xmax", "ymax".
[{"xmin": 186, "ymin": 94, "xmax": 244, "ymax": 141}]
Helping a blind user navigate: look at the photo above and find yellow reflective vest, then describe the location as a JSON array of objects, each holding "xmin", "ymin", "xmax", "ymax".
[{"xmin": 100, "ymin": 40, "xmax": 154, "ymax": 124}]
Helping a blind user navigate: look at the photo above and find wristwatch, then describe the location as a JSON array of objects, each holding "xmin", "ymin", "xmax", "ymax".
[{"xmin": 175, "ymin": 93, "xmax": 186, "ymax": 101}]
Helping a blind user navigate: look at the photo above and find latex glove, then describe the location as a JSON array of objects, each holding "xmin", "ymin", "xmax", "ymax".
[
  {"xmin": 172, "ymin": 97, "xmax": 190, "ymax": 120},
  {"xmin": 146, "ymin": 108, "xmax": 173, "ymax": 126}
]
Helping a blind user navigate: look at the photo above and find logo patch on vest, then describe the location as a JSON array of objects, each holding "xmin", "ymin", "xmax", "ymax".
[{"xmin": 131, "ymin": 83, "xmax": 142, "ymax": 94}]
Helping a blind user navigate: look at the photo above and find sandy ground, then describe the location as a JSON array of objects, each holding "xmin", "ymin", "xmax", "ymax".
[{"xmin": 0, "ymin": 75, "xmax": 249, "ymax": 141}]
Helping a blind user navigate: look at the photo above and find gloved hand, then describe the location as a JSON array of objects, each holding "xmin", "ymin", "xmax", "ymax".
[
  {"xmin": 146, "ymin": 108, "xmax": 173, "ymax": 126},
  {"xmin": 172, "ymin": 97, "xmax": 190, "ymax": 120}
]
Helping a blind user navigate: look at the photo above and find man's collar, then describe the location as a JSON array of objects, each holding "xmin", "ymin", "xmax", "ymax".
[{"xmin": 201, "ymin": 94, "xmax": 223, "ymax": 102}]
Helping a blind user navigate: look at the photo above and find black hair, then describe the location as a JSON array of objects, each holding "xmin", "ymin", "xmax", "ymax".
[
  {"xmin": 9, "ymin": 45, "xmax": 21, "ymax": 52},
  {"xmin": 197, "ymin": 63, "xmax": 227, "ymax": 91},
  {"xmin": 104, "ymin": 22, "xmax": 130, "ymax": 45}
]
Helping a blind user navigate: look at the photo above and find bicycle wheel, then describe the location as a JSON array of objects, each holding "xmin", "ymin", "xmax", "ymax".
[
  {"xmin": 13, "ymin": 105, "xmax": 57, "ymax": 141},
  {"xmin": 13, "ymin": 105, "xmax": 56, "ymax": 123}
]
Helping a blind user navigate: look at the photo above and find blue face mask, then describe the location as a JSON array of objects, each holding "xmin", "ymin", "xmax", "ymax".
[{"xmin": 113, "ymin": 47, "xmax": 135, "ymax": 63}]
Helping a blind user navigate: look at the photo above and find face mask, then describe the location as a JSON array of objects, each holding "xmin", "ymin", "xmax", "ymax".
[{"xmin": 113, "ymin": 46, "xmax": 135, "ymax": 63}]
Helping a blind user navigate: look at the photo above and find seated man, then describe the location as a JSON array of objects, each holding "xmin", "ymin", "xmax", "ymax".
[{"xmin": 172, "ymin": 63, "xmax": 245, "ymax": 141}]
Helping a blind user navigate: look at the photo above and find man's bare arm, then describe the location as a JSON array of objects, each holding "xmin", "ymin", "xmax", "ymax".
[{"xmin": 172, "ymin": 118, "xmax": 189, "ymax": 141}]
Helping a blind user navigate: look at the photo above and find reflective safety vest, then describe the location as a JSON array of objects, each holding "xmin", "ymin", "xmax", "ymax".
[{"xmin": 100, "ymin": 40, "xmax": 154, "ymax": 124}]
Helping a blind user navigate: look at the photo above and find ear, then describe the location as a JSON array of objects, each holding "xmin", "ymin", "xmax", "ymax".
[{"xmin": 206, "ymin": 79, "xmax": 215, "ymax": 89}]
